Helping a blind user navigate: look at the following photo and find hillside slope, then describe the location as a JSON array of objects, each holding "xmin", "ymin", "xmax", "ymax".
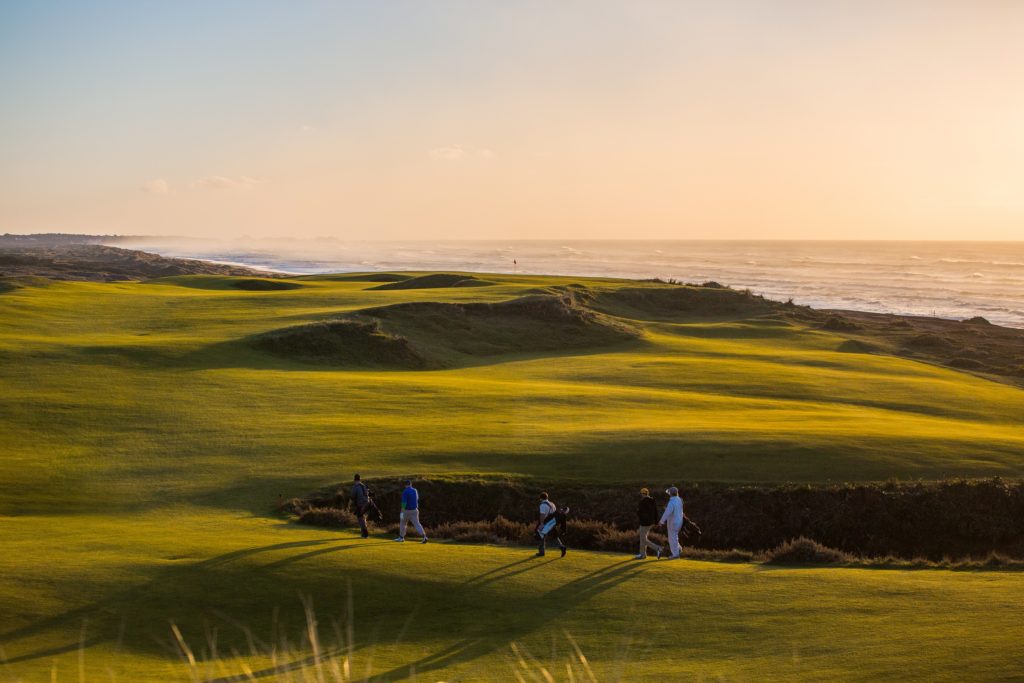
[
  {"xmin": 0, "ymin": 243, "xmax": 274, "ymax": 281},
  {"xmin": 1, "ymin": 273, "xmax": 1022, "ymax": 519}
]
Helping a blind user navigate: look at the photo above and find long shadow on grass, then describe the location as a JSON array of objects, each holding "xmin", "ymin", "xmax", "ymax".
[
  {"xmin": 184, "ymin": 337, "xmax": 648, "ymax": 374},
  {"xmin": 1, "ymin": 540, "xmax": 648, "ymax": 679},
  {"xmin": 367, "ymin": 556, "xmax": 650, "ymax": 682},
  {"xmin": 210, "ymin": 554, "xmax": 650, "ymax": 682},
  {"xmin": 0, "ymin": 539, "xmax": 373, "ymax": 665}
]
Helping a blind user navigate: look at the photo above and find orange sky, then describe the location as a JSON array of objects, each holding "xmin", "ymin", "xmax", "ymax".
[{"xmin": 1, "ymin": 2, "xmax": 1023, "ymax": 240}]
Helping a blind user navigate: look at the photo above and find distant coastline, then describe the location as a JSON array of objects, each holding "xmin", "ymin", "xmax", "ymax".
[{"xmin": 4, "ymin": 233, "xmax": 1024, "ymax": 328}]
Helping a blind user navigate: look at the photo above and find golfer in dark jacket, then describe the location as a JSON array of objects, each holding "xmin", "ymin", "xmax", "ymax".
[
  {"xmin": 635, "ymin": 488, "xmax": 662, "ymax": 559},
  {"xmin": 352, "ymin": 474, "xmax": 370, "ymax": 538}
]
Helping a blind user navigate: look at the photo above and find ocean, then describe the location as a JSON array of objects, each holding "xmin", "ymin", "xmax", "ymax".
[{"xmin": 121, "ymin": 239, "xmax": 1024, "ymax": 329}]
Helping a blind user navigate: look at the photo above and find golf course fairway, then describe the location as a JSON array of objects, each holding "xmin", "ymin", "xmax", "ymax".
[
  {"xmin": 2, "ymin": 511, "xmax": 1023, "ymax": 682},
  {"xmin": 1, "ymin": 273, "xmax": 1022, "ymax": 680}
]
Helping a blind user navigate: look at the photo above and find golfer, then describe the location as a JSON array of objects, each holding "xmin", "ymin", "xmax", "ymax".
[
  {"xmin": 659, "ymin": 486, "xmax": 684, "ymax": 559},
  {"xmin": 635, "ymin": 487, "xmax": 662, "ymax": 559},
  {"xmin": 351, "ymin": 474, "xmax": 370, "ymax": 538},
  {"xmin": 395, "ymin": 480, "xmax": 428, "ymax": 544},
  {"xmin": 535, "ymin": 492, "xmax": 567, "ymax": 557}
]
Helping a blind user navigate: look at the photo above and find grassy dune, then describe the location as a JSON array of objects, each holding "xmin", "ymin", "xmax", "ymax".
[{"xmin": 1, "ymin": 273, "xmax": 1022, "ymax": 679}]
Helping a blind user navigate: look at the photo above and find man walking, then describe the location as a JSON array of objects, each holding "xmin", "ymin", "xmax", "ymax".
[
  {"xmin": 351, "ymin": 474, "xmax": 370, "ymax": 538},
  {"xmin": 395, "ymin": 480, "xmax": 428, "ymax": 544},
  {"xmin": 659, "ymin": 486, "xmax": 684, "ymax": 559},
  {"xmin": 635, "ymin": 488, "xmax": 662, "ymax": 559},
  {"xmin": 535, "ymin": 492, "xmax": 567, "ymax": 558}
]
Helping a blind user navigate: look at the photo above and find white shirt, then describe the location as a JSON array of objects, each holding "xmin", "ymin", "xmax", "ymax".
[
  {"xmin": 539, "ymin": 501, "xmax": 555, "ymax": 518},
  {"xmin": 660, "ymin": 496, "xmax": 683, "ymax": 526}
]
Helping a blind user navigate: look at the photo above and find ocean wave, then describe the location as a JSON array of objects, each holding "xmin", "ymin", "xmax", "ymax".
[{"xmin": 938, "ymin": 258, "xmax": 1024, "ymax": 267}]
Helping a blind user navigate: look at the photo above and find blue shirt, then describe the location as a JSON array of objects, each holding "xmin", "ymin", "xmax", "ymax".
[{"xmin": 401, "ymin": 486, "xmax": 418, "ymax": 511}]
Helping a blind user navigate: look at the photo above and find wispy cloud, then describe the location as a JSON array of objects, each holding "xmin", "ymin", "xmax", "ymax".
[
  {"xmin": 429, "ymin": 145, "xmax": 495, "ymax": 161},
  {"xmin": 192, "ymin": 175, "xmax": 264, "ymax": 190},
  {"xmin": 429, "ymin": 145, "xmax": 467, "ymax": 161},
  {"xmin": 141, "ymin": 178, "xmax": 170, "ymax": 194}
]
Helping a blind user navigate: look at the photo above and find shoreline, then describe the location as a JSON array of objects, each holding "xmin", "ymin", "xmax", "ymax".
[{"xmin": 3, "ymin": 235, "xmax": 1024, "ymax": 331}]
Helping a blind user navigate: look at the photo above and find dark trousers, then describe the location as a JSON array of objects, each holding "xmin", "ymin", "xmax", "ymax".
[
  {"xmin": 356, "ymin": 505, "xmax": 368, "ymax": 537},
  {"xmin": 537, "ymin": 529, "xmax": 565, "ymax": 555}
]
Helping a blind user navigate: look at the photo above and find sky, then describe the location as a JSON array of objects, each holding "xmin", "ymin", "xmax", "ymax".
[{"xmin": 1, "ymin": 1, "xmax": 1023, "ymax": 241}]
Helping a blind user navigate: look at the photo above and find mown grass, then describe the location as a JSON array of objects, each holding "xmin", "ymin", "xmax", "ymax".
[
  {"xmin": 1, "ymin": 274, "xmax": 1022, "ymax": 516},
  {"xmin": 0, "ymin": 272, "xmax": 1022, "ymax": 680},
  {"xmin": 2, "ymin": 511, "xmax": 1023, "ymax": 682}
]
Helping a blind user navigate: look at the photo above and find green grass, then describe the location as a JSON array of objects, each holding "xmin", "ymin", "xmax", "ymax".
[
  {"xmin": 1, "ymin": 273, "xmax": 1021, "ymax": 515},
  {"xmin": 0, "ymin": 272, "xmax": 1022, "ymax": 680},
  {"xmin": 2, "ymin": 511, "xmax": 1023, "ymax": 682}
]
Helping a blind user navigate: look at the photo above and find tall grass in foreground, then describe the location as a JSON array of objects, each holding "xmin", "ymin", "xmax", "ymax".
[
  {"xmin": 165, "ymin": 597, "xmax": 601, "ymax": 683},
  {"xmin": 93, "ymin": 586, "xmax": 605, "ymax": 683}
]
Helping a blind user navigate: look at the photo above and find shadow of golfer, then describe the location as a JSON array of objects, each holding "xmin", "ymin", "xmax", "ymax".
[{"xmin": 368, "ymin": 557, "xmax": 649, "ymax": 681}]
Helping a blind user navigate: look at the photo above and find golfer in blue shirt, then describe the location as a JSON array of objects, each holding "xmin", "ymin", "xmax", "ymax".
[{"xmin": 395, "ymin": 480, "xmax": 428, "ymax": 544}]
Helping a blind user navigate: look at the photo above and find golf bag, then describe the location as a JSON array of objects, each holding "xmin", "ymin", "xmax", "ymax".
[
  {"xmin": 681, "ymin": 515, "xmax": 702, "ymax": 540},
  {"xmin": 364, "ymin": 489, "xmax": 383, "ymax": 523},
  {"xmin": 538, "ymin": 505, "xmax": 570, "ymax": 538}
]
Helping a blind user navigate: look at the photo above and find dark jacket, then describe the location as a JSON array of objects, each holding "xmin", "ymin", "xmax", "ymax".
[
  {"xmin": 637, "ymin": 496, "xmax": 658, "ymax": 526},
  {"xmin": 352, "ymin": 481, "xmax": 369, "ymax": 509}
]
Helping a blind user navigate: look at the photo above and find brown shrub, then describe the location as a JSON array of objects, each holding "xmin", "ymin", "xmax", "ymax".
[
  {"xmin": 765, "ymin": 537, "xmax": 853, "ymax": 565},
  {"xmin": 682, "ymin": 547, "xmax": 755, "ymax": 563},
  {"xmin": 297, "ymin": 507, "xmax": 358, "ymax": 528},
  {"xmin": 905, "ymin": 333, "xmax": 955, "ymax": 351},
  {"xmin": 288, "ymin": 478, "xmax": 1024, "ymax": 563},
  {"xmin": 821, "ymin": 316, "xmax": 860, "ymax": 332},
  {"xmin": 429, "ymin": 518, "xmax": 528, "ymax": 545}
]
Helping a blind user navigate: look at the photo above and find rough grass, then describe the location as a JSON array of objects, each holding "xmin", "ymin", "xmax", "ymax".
[
  {"xmin": 318, "ymin": 272, "xmax": 411, "ymax": 283},
  {"xmin": 368, "ymin": 273, "xmax": 495, "ymax": 290},
  {"xmin": 764, "ymin": 537, "xmax": 854, "ymax": 565},
  {"xmin": 250, "ymin": 292, "xmax": 641, "ymax": 368},
  {"xmin": 290, "ymin": 475, "xmax": 1024, "ymax": 565},
  {"xmin": 354, "ymin": 292, "xmax": 642, "ymax": 364},
  {"xmin": 231, "ymin": 278, "xmax": 304, "ymax": 291},
  {"xmin": 296, "ymin": 506, "xmax": 359, "ymax": 528},
  {"xmin": 822, "ymin": 308, "xmax": 1024, "ymax": 385},
  {"xmin": 837, "ymin": 339, "xmax": 879, "ymax": 353},
  {"xmin": 252, "ymin": 318, "xmax": 426, "ymax": 368},
  {"xmin": 591, "ymin": 283, "xmax": 779, "ymax": 321}
]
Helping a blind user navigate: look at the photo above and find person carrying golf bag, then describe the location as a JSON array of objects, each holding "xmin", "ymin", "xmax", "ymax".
[
  {"xmin": 535, "ymin": 492, "xmax": 568, "ymax": 557},
  {"xmin": 659, "ymin": 486, "xmax": 684, "ymax": 559},
  {"xmin": 351, "ymin": 474, "xmax": 371, "ymax": 538}
]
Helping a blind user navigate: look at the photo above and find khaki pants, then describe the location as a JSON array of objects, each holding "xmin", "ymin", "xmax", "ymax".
[
  {"xmin": 400, "ymin": 509, "xmax": 425, "ymax": 539},
  {"xmin": 638, "ymin": 525, "xmax": 661, "ymax": 556}
]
